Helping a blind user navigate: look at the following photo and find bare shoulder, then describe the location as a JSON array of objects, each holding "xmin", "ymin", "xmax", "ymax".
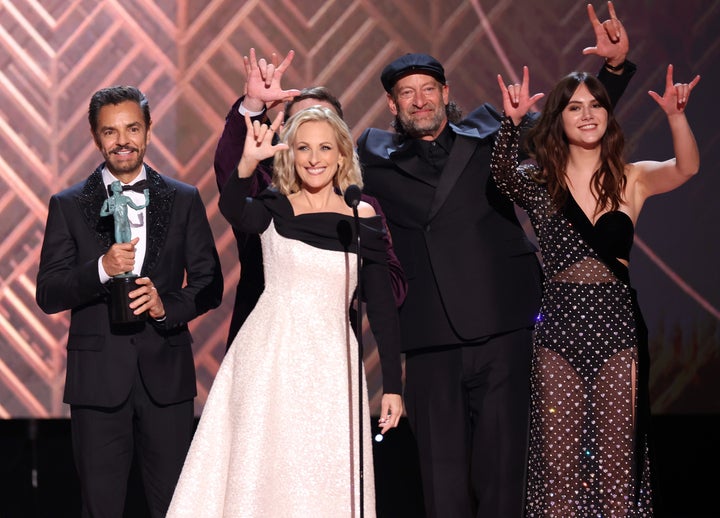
[
  {"xmin": 623, "ymin": 160, "xmax": 657, "ymax": 193},
  {"xmin": 624, "ymin": 161, "xmax": 643, "ymax": 177},
  {"xmin": 622, "ymin": 162, "xmax": 640, "ymax": 187},
  {"xmin": 357, "ymin": 200, "xmax": 377, "ymax": 218}
]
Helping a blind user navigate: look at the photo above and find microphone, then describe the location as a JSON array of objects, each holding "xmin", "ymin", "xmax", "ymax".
[
  {"xmin": 344, "ymin": 184, "xmax": 362, "ymax": 209},
  {"xmin": 345, "ymin": 182, "xmax": 365, "ymax": 517}
]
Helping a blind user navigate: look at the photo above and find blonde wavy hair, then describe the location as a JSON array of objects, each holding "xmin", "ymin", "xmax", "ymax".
[{"xmin": 272, "ymin": 106, "xmax": 363, "ymax": 195}]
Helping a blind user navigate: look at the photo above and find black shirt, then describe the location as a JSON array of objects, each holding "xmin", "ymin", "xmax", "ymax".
[{"xmin": 413, "ymin": 123, "xmax": 455, "ymax": 172}]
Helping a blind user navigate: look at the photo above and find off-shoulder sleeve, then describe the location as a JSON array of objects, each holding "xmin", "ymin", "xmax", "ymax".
[
  {"xmin": 218, "ymin": 173, "xmax": 272, "ymax": 234},
  {"xmin": 359, "ymin": 220, "xmax": 403, "ymax": 395},
  {"xmin": 361, "ymin": 194, "xmax": 407, "ymax": 308}
]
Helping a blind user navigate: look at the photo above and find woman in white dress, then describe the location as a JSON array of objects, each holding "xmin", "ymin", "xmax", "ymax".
[{"xmin": 167, "ymin": 105, "xmax": 404, "ymax": 517}]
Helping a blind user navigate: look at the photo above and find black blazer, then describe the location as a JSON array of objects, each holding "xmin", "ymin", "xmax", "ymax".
[
  {"xmin": 36, "ymin": 164, "xmax": 223, "ymax": 407},
  {"xmin": 357, "ymin": 63, "xmax": 635, "ymax": 351},
  {"xmin": 359, "ymin": 106, "xmax": 541, "ymax": 350}
]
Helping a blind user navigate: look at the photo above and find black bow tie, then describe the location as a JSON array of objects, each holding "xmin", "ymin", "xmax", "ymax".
[{"xmin": 108, "ymin": 179, "xmax": 148, "ymax": 196}]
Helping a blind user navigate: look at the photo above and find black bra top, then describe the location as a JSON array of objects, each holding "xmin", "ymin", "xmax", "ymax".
[{"xmin": 593, "ymin": 210, "xmax": 634, "ymax": 261}]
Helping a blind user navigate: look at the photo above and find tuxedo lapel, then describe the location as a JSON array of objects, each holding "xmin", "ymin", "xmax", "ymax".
[
  {"xmin": 79, "ymin": 166, "xmax": 114, "ymax": 250},
  {"xmin": 142, "ymin": 165, "xmax": 175, "ymax": 276},
  {"xmin": 427, "ymin": 134, "xmax": 478, "ymax": 221},
  {"xmin": 392, "ymin": 152, "xmax": 441, "ymax": 186},
  {"xmin": 387, "ymin": 139, "xmax": 441, "ymax": 187}
]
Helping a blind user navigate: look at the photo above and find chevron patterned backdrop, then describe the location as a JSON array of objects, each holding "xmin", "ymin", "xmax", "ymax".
[{"xmin": 1, "ymin": 0, "xmax": 718, "ymax": 418}]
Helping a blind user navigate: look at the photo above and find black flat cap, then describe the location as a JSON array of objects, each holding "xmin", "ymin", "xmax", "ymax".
[{"xmin": 380, "ymin": 53, "xmax": 446, "ymax": 92}]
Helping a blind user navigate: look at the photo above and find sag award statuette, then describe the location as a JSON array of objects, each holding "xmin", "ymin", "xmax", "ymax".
[{"xmin": 100, "ymin": 179, "xmax": 150, "ymax": 325}]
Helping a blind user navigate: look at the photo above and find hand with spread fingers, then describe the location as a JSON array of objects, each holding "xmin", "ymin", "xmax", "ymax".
[
  {"xmin": 237, "ymin": 110, "xmax": 288, "ymax": 178},
  {"xmin": 496, "ymin": 65, "xmax": 545, "ymax": 126},
  {"xmin": 648, "ymin": 64, "xmax": 701, "ymax": 115},
  {"xmin": 583, "ymin": 1, "xmax": 629, "ymax": 67},
  {"xmin": 242, "ymin": 47, "xmax": 301, "ymax": 112}
]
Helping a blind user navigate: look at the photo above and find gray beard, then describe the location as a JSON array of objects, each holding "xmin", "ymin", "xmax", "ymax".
[{"xmin": 396, "ymin": 111, "xmax": 445, "ymax": 139}]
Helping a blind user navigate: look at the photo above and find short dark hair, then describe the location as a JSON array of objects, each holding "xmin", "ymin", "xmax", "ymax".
[
  {"xmin": 88, "ymin": 85, "xmax": 151, "ymax": 134},
  {"xmin": 285, "ymin": 86, "xmax": 343, "ymax": 120}
]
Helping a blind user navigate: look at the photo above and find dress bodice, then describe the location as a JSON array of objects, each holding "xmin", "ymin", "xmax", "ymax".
[
  {"xmin": 490, "ymin": 117, "xmax": 635, "ymax": 286},
  {"xmin": 218, "ymin": 175, "xmax": 403, "ymax": 394},
  {"xmin": 585, "ymin": 208, "xmax": 634, "ymax": 262}
]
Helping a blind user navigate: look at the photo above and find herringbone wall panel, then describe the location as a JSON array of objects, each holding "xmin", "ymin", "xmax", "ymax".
[{"xmin": 1, "ymin": 0, "xmax": 718, "ymax": 417}]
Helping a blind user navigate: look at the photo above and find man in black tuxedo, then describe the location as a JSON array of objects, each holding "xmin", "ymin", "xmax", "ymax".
[
  {"xmin": 357, "ymin": 4, "xmax": 635, "ymax": 516},
  {"xmin": 36, "ymin": 85, "xmax": 223, "ymax": 517}
]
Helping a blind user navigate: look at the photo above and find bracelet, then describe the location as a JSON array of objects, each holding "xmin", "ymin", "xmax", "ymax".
[{"xmin": 604, "ymin": 59, "xmax": 626, "ymax": 72}]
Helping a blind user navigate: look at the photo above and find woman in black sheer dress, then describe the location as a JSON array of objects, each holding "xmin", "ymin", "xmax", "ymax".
[{"xmin": 491, "ymin": 65, "xmax": 700, "ymax": 516}]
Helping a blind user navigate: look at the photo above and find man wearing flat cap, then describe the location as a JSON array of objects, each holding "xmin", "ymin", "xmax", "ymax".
[
  {"xmin": 379, "ymin": 53, "xmax": 447, "ymax": 92},
  {"xmin": 357, "ymin": 5, "xmax": 636, "ymax": 517}
]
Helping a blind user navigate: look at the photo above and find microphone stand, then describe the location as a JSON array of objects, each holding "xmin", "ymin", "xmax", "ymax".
[{"xmin": 344, "ymin": 185, "xmax": 364, "ymax": 518}]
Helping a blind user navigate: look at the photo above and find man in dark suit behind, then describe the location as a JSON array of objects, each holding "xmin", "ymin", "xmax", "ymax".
[
  {"xmin": 356, "ymin": 5, "xmax": 635, "ymax": 516},
  {"xmin": 36, "ymin": 85, "xmax": 223, "ymax": 518}
]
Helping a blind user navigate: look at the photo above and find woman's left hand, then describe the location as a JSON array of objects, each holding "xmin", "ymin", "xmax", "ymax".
[{"xmin": 378, "ymin": 393, "xmax": 403, "ymax": 435}]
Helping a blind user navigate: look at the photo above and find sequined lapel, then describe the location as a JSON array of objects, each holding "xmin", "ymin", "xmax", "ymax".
[
  {"xmin": 79, "ymin": 166, "xmax": 114, "ymax": 250},
  {"xmin": 141, "ymin": 165, "xmax": 175, "ymax": 276}
]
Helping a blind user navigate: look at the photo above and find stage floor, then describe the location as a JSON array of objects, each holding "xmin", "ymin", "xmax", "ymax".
[{"xmin": 1, "ymin": 415, "xmax": 717, "ymax": 517}]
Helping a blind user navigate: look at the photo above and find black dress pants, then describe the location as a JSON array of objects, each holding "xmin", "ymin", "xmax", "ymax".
[
  {"xmin": 404, "ymin": 328, "xmax": 533, "ymax": 518},
  {"xmin": 70, "ymin": 369, "xmax": 194, "ymax": 518}
]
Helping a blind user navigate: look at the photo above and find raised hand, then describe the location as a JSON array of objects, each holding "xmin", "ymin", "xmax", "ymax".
[
  {"xmin": 242, "ymin": 48, "xmax": 301, "ymax": 112},
  {"xmin": 496, "ymin": 66, "xmax": 544, "ymax": 126},
  {"xmin": 237, "ymin": 110, "xmax": 288, "ymax": 178},
  {"xmin": 582, "ymin": 2, "xmax": 629, "ymax": 66},
  {"xmin": 648, "ymin": 64, "xmax": 701, "ymax": 115}
]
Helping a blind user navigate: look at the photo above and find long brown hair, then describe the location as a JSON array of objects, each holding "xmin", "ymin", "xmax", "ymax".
[{"xmin": 527, "ymin": 72, "xmax": 626, "ymax": 213}]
